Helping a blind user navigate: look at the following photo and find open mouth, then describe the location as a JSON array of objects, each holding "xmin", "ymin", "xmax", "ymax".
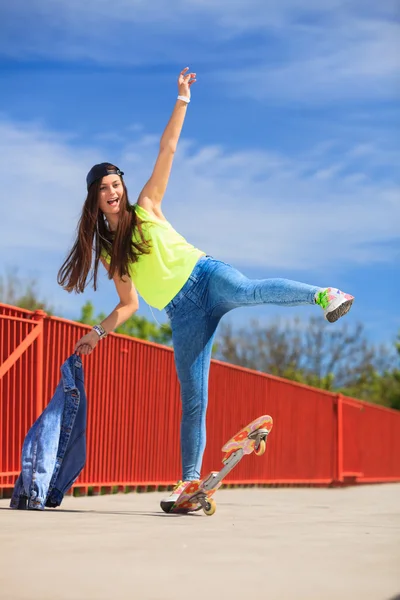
[{"xmin": 107, "ymin": 199, "xmax": 119, "ymax": 207}]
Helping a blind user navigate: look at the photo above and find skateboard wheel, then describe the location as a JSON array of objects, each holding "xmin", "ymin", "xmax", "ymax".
[
  {"xmin": 203, "ymin": 498, "xmax": 216, "ymax": 516},
  {"xmin": 254, "ymin": 439, "xmax": 266, "ymax": 456}
]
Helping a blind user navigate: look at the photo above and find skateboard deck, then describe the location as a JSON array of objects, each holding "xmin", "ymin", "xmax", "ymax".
[{"xmin": 171, "ymin": 414, "xmax": 273, "ymax": 515}]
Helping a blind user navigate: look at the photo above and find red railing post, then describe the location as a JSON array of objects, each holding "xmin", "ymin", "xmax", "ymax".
[
  {"xmin": 337, "ymin": 393, "xmax": 344, "ymax": 483},
  {"xmin": 32, "ymin": 310, "xmax": 46, "ymax": 418}
]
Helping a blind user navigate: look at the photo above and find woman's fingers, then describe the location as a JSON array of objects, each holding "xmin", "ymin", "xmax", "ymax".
[
  {"xmin": 75, "ymin": 342, "xmax": 93, "ymax": 355},
  {"xmin": 179, "ymin": 67, "xmax": 189, "ymax": 81}
]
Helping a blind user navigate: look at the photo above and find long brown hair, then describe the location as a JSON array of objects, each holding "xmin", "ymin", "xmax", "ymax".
[{"xmin": 57, "ymin": 169, "xmax": 150, "ymax": 293}]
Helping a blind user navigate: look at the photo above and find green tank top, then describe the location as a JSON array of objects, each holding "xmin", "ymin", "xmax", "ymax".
[{"xmin": 105, "ymin": 204, "xmax": 204, "ymax": 310}]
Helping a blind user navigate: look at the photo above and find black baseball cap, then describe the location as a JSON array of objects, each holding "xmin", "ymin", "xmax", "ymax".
[{"xmin": 86, "ymin": 163, "xmax": 124, "ymax": 190}]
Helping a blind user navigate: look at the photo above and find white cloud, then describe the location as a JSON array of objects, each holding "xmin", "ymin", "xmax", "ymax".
[
  {"xmin": 0, "ymin": 120, "xmax": 103, "ymax": 249},
  {"xmin": 221, "ymin": 18, "xmax": 400, "ymax": 104},
  {"xmin": 1, "ymin": 116, "xmax": 399, "ymax": 276},
  {"xmin": 5, "ymin": 0, "xmax": 396, "ymax": 34},
  {"xmin": 2, "ymin": 2, "xmax": 399, "ymax": 104}
]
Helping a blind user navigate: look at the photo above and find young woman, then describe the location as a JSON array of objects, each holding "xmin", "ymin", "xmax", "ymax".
[{"xmin": 58, "ymin": 67, "xmax": 354, "ymax": 513}]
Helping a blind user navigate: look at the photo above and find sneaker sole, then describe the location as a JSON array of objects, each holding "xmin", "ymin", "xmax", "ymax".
[{"xmin": 326, "ymin": 299, "xmax": 354, "ymax": 323}]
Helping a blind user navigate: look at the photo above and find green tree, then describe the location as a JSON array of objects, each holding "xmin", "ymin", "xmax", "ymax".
[
  {"xmin": 0, "ymin": 270, "xmax": 54, "ymax": 314},
  {"xmin": 338, "ymin": 333, "xmax": 400, "ymax": 410},
  {"xmin": 78, "ymin": 301, "xmax": 172, "ymax": 345},
  {"xmin": 214, "ymin": 317, "xmax": 400, "ymax": 410},
  {"xmin": 387, "ymin": 333, "xmax": 400, "ymax": 409}
]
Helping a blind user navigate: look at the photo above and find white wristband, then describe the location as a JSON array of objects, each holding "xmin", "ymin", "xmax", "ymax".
[
  {"xmin": 177, "ymin": 95, "xmax": 190, "ymax": 103},
  {"xmin": 92, "ymin": 324, "xmax": 107, "ymax": 339}
]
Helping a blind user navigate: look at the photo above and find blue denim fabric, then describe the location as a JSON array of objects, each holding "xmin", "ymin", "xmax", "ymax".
[
  {"xmin": 10, "ymin": 354, "xmax": 87, "ymax": 510},
  {"xmin": 165, "ymin": 256, "xmax": 320, "ymax": 481}
]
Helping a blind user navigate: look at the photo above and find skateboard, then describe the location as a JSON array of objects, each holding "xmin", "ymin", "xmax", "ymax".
[{"xmin": 170, "ymin": 414, "xmax": 273, "ymax": 516}]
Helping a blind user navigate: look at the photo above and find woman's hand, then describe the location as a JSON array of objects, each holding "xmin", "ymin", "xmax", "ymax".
[
  {"xmin": 74, "ymin": 330, "xmax": 100, "ymax": 355},
  {"xmin": 178, "ymin": 67, "xmax": 196, "ymax": 100}
]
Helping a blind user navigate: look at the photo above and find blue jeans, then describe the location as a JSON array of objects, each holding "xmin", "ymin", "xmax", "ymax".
[{"xmin": 165, "ymin": 256, "xmax": 320, "ymax": 481}]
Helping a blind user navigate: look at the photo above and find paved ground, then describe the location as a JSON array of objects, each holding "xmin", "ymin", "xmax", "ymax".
[{"xmin": 0, "ymin": 484, "xmax": 399, "ymax": 600}]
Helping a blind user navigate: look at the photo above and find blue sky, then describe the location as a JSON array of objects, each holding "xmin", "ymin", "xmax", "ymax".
[{"xmin": 1, "ymin": 0, "xmax": 399, "ymax": 347}]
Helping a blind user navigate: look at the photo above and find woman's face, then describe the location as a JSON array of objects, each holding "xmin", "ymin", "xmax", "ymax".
[{"xmin": 98, "ymin": 174, "xmax": 124, "ymax": 217}]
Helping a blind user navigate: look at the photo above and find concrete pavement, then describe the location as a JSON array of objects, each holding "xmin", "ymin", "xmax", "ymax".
[{"xmin": 1, "ymin": 484, "xmax": 399, "ymax": 600}]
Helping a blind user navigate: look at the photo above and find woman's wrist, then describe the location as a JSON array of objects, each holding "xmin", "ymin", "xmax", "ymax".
[{"xmin": 92, "ymin": 324, "xmax": 107, "ymax": 339}]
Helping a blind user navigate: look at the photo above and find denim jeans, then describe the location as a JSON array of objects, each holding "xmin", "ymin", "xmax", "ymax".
[
  {"xmin": 165, "ymin": 256, "xmax": 320, "ymax": 481},
  {"xmin": 10, "ymin": 354, "xmax": 87, "ymax": 510}
]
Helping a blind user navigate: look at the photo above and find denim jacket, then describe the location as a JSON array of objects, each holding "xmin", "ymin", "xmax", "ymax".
[{"xmin": 10, "ymin": 354, "xmax": 87, "ymax": 510}]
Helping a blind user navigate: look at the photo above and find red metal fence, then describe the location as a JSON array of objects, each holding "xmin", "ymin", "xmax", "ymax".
[{"xmin": 1, "ymin": 303, "xmax": 400, "ymax": 496}]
